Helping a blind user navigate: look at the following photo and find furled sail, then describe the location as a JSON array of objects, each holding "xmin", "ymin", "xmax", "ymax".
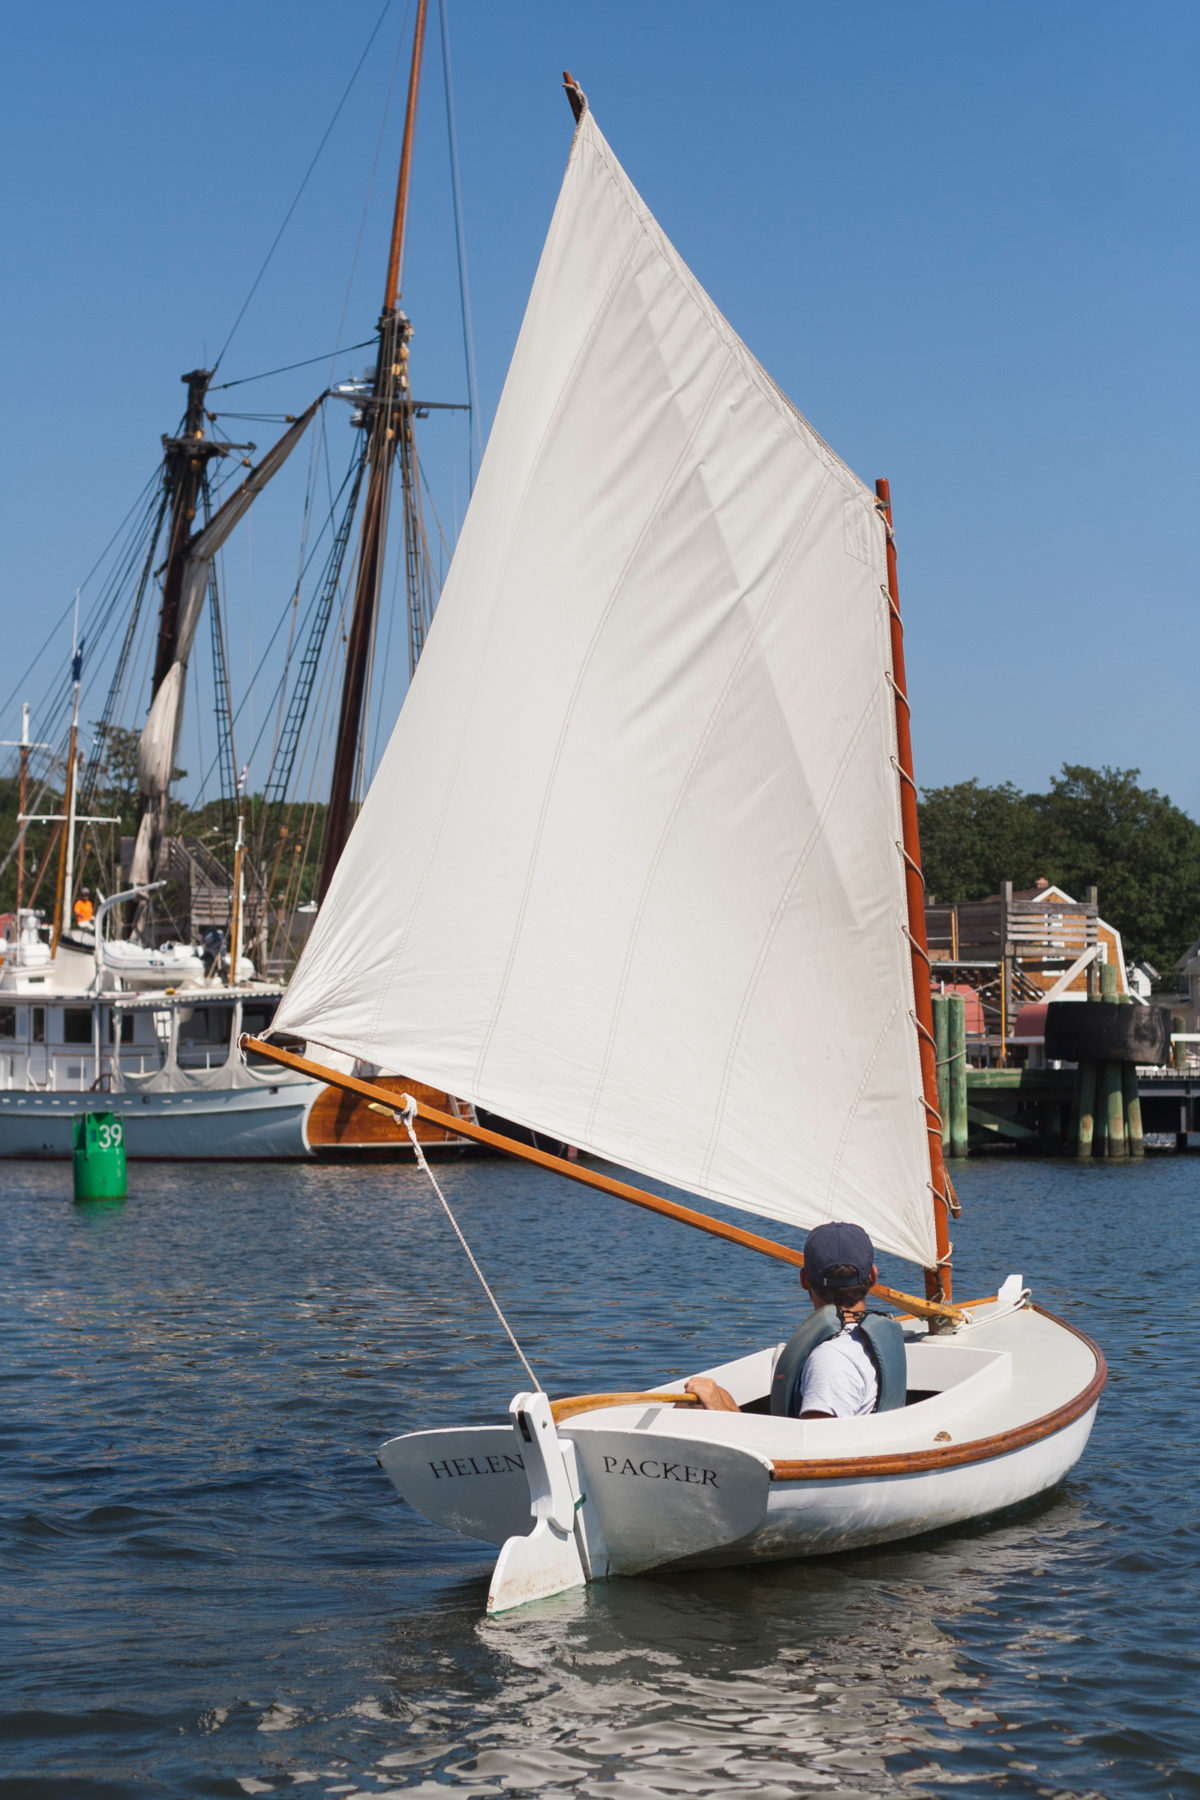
[
  {"xmin": 135, "ymin": 399, "xmax": 322, "ymax": 803},
  {"xmin": 273, "ymin": 112, "xmax": 936, "ymax": 1269}
]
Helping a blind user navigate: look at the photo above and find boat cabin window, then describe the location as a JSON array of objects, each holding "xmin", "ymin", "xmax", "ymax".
[
  {"xmin": 176, "ymin": 1004, "xmax": 234, "ymax": 1069},
  {"xmin": 242, "ymin": 1000, "xmax": 280, "ymax": 1067},
  {"xmin": 31, "ymin": 1007, "xmax": 45, "ymax": 1044},
  {"xmin": 0, "ymin": 1007, "xmax": 14, "ymax": 1040},
  {"xmin": 63, "ymin": 1008, "xmax": 94, "ymax": 1045},
  {"xmin": 107, "ymin": 1012, "xmax": 134, "ymax": 1046}
]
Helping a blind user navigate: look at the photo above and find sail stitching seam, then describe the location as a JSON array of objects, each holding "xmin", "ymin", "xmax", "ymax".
[
  {"xmin": 356, "ymin": 229, "xmax": 643, "ymax": 1053},
  {"xmin": 584, "ymin": 116, "xmax": 875, "ymax": 504},
  {"xmin": 697, "ymin": 684, "xmax": 882, "ymax": 1186},
  {"xmin": 471, "ymin": 349, "xmax": 737, "ymax": 1093},
  {"xmin": 581, "ymin": 468, "xmax": 833, "ymax": 1142}
]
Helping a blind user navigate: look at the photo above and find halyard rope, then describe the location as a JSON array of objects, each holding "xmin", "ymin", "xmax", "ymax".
[{"xmin": 396, "ymin": 1096, "xmax": 543, "ymax": 1391}]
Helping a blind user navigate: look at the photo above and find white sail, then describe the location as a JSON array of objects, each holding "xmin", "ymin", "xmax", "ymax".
[{"xmin": 273, "ymin": 111, "xmax": 937, "ymax": 1269}]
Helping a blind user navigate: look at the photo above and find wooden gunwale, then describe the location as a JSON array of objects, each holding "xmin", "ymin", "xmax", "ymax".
[{"xmin": 769, "ymin": 1305, "xmax": 1106, "ymax": 1482}]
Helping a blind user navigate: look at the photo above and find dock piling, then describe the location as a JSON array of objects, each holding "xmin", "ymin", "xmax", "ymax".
[
  {"xmin": 1122, "ymin": 1061, "xmax": 1145, "ymax": 1157},
  {"xmin": 1074, "ymin": 1061, "xmax": 1097, "ymax": 1158},
  {"xmin": 1102, "ymin": 1059, "xmax": 1127, "ymax": 1158},
  {"xmin": 947, "ymin": 994, "xmax": 968, "ymax": 1157},
  {"xmin": 933, "ymin": 994, "xmax": 950, "ymax": 1149}
]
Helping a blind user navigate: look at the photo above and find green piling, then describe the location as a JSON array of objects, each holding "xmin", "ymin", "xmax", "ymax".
[
  {"xmin": 73, "ymin": 1112, "xmax": 127, "ymax": 1202},
  {"xmin": 1099, "ymin": 959, "xmax": 1118, "ymax": 1001},
  {"xmin": 1102, "ymin": 1060, "xmax": 1126, "ymax": 1158},
  {"xmin": 1122, "ymin": 1060, "xmax": 1145, "ymax": 1158},
  {"xmin": 933, "ymin": 994, "xmax": 950, "ymax": 1149},
  {"xmin": 947, "ymin": 993, "xmax": 969, "ymax": 1157},
  {"xmin": 1075, "ymin": 1061, "xmax": 1097, "ymax": 1158}
]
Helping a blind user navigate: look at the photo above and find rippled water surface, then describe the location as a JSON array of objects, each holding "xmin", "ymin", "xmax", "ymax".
[{"xmin": 2, "ymin": 1150, "xmax": 1198, "ymax": 1799}]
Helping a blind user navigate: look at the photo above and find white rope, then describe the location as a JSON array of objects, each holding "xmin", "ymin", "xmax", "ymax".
[{"xmin": 396, "ymin": 1095, "xmax": 542, "ymax": 1391}]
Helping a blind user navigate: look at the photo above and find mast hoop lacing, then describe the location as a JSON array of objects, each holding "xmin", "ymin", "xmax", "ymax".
[
  {"xmin": 901, "ymin": 924, "xmax": 932, "ymax": 970},
  {"xmin": 894, "ymin": 838, "xmax": 925, "ymax": 884},
  {"xmin": 394, "ymin": 1098, "xmax": 543, "ymax": 1391},
  {"xmin": 883, "ymin": 575, "xmax": 954, "ymax": 1265},
  {"xmin": 889, "ymin": 753, "xmax": 919, "ymax": 797}
]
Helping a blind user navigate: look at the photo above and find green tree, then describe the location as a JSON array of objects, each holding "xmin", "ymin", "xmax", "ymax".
[
  {"xmin": 918, "ymin": 766, "xmax": 1200, "ymax": 973},
  {"xmin": 916, "ymin": 780, "xmax": 1042, "ymax": 903},
  {"xmin": 1033, "ymin": 766, "xmax": 1200, "ymax": 974}
]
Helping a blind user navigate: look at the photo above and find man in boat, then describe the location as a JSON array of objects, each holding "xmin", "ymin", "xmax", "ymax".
[
  {"xmin": 685, "ymin": 1221, "xmax": 882, "ymax": 1418},
  {"xmin": 73, "ymin": 888, "xmax": 94, "ymax": 928}
]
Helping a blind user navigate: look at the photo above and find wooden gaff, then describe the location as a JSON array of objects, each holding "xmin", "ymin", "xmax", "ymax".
[
  {"xmin": 875, "ymin": 478, "xmax": 955, "ymax": 1302},
  {"xmin": 241, "ymin": 1036, "xmax": 965, "ymax": 1327}
]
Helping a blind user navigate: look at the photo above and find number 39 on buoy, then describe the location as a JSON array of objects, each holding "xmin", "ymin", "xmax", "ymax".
[{"xmin": 72, "ymin": 1110, "xmax": 127, "ymax": 1202}]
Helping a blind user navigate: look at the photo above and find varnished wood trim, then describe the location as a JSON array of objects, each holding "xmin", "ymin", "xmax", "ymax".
[
  {"xmin": 551, "ymin": 1391, "xmax": 700, "ymax": 1425},
  {"xmin": 770, "ymin": 1305, "xmax": 1106, "ymax": 1482},
  {"xmin": 241, "ymin": 1037, "xmax": 965, "ymax": 1325}
]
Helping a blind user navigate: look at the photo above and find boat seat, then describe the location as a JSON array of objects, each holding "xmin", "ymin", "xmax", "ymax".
[{"xmin": 769, "ymin": 1307, "xmax": 907, "ymax": 1416}]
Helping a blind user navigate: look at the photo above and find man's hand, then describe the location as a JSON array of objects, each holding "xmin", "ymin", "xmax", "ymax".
[{"xmin": 684, "ymin": 1376, "xmax": 740, "ymax": 1412}]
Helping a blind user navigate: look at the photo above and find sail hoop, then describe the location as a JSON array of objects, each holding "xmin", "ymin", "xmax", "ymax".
[{"xmin": 274, "ymin": 108, "xmax": 945, "ymax": 1273}]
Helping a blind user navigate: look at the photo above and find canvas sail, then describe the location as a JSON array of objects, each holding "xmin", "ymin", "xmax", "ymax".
[{"xmin": 273, "ymin": 111, "xmax": 937, "ymax": 1269}]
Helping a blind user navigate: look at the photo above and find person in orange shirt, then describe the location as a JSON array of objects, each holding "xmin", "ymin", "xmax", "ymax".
[{"xmin": 73, "ymin": 888, "xmax": 94, "ymax": 927}]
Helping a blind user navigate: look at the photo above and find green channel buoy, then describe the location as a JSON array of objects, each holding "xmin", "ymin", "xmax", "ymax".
[{"xmin": 73, "ymin": 1111, "xmax": 127, "ymax": 1202}]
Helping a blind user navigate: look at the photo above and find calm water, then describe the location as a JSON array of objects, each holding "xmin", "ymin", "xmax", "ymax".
[{"xmin": 2, "ymin": 1149, "xmax": 1197, "ymax": 1800}]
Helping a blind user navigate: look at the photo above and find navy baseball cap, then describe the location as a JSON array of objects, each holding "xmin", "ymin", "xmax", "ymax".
[{"xmin": 803, "ymin": 1221, "xmax": 875, "ymax": 1290}]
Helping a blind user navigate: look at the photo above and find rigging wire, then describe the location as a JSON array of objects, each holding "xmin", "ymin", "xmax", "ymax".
[
  {"xmin": 0, "ymin": 468, "xmax": 160, "ymax": 734},
  {"xmin": 212, "ymin": 0, "xmax": 400, "ymax": 373},
  {"xmin": 187, "ymin": 453, "xmax": 357, "ymax": 803},
  {"xmin": 324, "ymin": 2, "xmax": 413, "ymax": 385},
  {"xmin": 210, "ymin": 338, "xmax": 375, "ymax": 393},
  {"xmin": 438, "ymin": 0, "xmax": 484, "ymax": 484},
  {"xmin": 262, "ymin": 409, "xmax": 325, "ymax": 802},
  {"xmin": 399, "ymin": 1103, "xmax": 542, "ymax": 1391}
]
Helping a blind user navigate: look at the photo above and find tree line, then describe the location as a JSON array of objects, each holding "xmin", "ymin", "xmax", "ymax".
[
  {"xmin": 0, "ymin": 724, "xmax": 329, "ymax": 922},
  {"xmin": 917, "ymin": 765, "xmax": 1200, "ymax": 978}
]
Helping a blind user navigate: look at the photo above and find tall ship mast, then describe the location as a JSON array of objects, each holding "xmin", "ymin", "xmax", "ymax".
[
  {"xmin": 321, "ymin": 0, "xmax": 433, "ymax": 897},
  {"xmin": 0, "ymin": 0, "xmax": 480, "ymax": 1162}
]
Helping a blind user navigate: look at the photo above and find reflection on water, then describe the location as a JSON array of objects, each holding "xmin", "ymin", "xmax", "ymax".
[{"xmin": 1, "ymin": 1155, "xmax": 1197, "ymax": 1798}]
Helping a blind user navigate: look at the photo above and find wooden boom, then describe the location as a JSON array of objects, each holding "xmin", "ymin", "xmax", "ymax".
[{"xmin": 242, "ymin": 1037, "xmax": 966, "ymax": 1325}]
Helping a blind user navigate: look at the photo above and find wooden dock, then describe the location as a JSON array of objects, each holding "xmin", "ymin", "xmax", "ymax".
[{"xmin": 960, "ymin": 1068, "xmax": 1200, "ymax": 1154}]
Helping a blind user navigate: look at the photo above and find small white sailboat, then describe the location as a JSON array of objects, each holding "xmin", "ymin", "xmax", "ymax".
[{"xmin": 248, "ymin": 78, "xmax": 1104, "ymax": 1611}]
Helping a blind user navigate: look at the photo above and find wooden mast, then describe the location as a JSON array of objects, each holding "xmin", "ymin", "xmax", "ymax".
[
  {"xmin": 128, "ymin": 369, "xmax": 222, "ymax": 915},
  {"xmin": 875, "ymin": 478, "xmax": 956, "ymax": 1305},
  {"xmin": 319, "ymin": 0, "xmax": 429, "ymax": 900}
]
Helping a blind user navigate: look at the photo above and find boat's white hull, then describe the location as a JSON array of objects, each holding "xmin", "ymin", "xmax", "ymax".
[
  {"xmin": 701, "ymin": 1404, "xmax": 1097, "ymax": 1565},
  {"xmin": 378, "ymin": 1295, "xmax": 1105, "ymax": 1608},
  {"xmin": 0, "ymin": 1081, "xmax": 317, "ymax": 1159}
]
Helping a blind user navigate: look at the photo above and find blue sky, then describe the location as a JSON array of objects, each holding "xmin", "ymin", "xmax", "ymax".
[{"xmin": 2, "ymin": 1, "xmax": 1196, "ymax": 816}]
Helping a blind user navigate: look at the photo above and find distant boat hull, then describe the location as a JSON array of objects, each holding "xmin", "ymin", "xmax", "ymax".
[
  {"xmin": 306, "ymin": 1074, "xmax": 478, "ymax": 1157},
  {"xmin": 0, "ymin": 1080, "xmax": 316, "ymax": 1159}
]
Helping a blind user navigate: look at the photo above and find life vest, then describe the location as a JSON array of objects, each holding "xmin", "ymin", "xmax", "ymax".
[
  {"xmin": 73, "ymin": 897, "xmax": 94, "ymax": 924},
  {"xmin": 769, "ymin": 1305, "xmax": 907, "ymax": 1417}
]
